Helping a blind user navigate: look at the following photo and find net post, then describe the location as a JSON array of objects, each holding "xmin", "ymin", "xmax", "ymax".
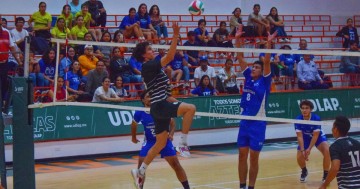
[
  {"xmin": 53, "ymin": 40, "xmax": 61, "ymax": 103},
  {"xmin": 0, "ymin": 77, "xmax": 7, "ymax": 189},
  {"xmin": 23, "ymin": 36, "xmax": 31, "ymax": 78},
  {"xmin": 12, "ymin": 77, "xmax": 35, "ymax": 189}
]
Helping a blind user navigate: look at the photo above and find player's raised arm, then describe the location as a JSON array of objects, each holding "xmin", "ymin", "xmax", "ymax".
[
  {"xmin": 263, "ymin": 31, "xmax": 277, "ymax": 76},
  {"xmin": 235, "ymin": 25, "xmax": 248, "ymax": 71},
  {"xmin": 161, "ymin": 22, "xmax": 180, "ymax": 67}
]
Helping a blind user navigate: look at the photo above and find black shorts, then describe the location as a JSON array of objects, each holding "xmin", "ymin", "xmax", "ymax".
[{"xmin": 150, "ymin": 100, "xmax": 182, "ymax": 134}]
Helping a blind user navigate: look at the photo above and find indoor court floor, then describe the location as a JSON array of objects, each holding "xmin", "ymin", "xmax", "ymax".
[{"xmin": 4, "ymin": 138, "xmax": 343, "ymax": 189}]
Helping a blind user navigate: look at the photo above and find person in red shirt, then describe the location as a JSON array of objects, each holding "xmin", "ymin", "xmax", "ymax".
[{"xmin": 0, "ymin": 15, "xmax": 23, "ymax": 113}]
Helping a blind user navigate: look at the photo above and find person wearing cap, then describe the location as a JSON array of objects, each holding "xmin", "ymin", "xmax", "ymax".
[
  {"xmin": 194, "ymin": 56, "xmax": 216, "ymax": 87},
  {"xmin": 78, "ymin": 44, "xmax": 99, "ymax": 77}
]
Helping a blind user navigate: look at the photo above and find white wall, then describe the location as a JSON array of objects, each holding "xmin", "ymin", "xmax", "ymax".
[{"xmin": 0, "ymin": 0, "xmax": 358, "ymax": 24}]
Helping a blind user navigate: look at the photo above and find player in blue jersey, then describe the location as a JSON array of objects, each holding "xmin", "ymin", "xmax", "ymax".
[
  {"xmin": 295, "ymin": 100, "xmax": 330, "ymax": 183},
  {"xmin": 131, "ymin": 91, "xmax": 190, "ymax": 189},
  {"xmin": 235, "ymin": 25, "xmax": 277, "ymax": 189}
]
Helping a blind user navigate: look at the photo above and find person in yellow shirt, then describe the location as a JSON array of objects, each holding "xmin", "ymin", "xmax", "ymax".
[
  {"xmin": 78, "ymin": 45, "xmax": 98, "ymax": 76},
  {"xmin": 51, "ymin": 18, "xmax": 72, "ymax": 40},
  {"xmin": 59, "ymin": 5, "xmax": 73, "ymax": 29},
  {"xmin": 28, "ymin": 2, "xmax": 52, "ymax": 39},
  {"xmin": 71, "ymin": 15, "xmax": 88, "ymax": 40},
  {"xmin": 75, "ymin": 4, "xmax": 101, "ymax": 41}
]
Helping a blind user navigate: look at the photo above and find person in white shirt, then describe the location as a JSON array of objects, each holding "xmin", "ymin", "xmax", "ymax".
[
  {"xmin": 10, "ymin": 17, "xmax": 29, "ymax": 52},
  {"xmin": 194, "ymin": 56, "xmax": 216, "ymax": 86},
  {"xmin": 92, "ymin": 77, "xmax": 124, "ymax": 102}
]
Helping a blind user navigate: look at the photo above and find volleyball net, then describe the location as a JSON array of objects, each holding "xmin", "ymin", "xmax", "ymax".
[{"xmin": 24, "ymin": 37, "xmax": 360, "ymax": 129}]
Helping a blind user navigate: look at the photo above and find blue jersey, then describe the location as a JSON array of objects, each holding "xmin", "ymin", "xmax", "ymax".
[
  {"xmin": 39, "ymin": 59, "xmax": 56, "ymax": 79},
  {"xmin": 293, "ymin": 49, "xmax": 315, "ymax": 63},
  {"xmin": 191, "ymin": 86, "xmax": 215, "ymax": 96},
  {"xmin": 194, "ymin": 27, "xmax": 209, "ymax": 43},
  {"xmin": 240, "ymin": 67, "xmax": 272, "ymax": 117},
  {"xmin": 135, "ymin": 14, "xmax": 151, "ymax": 29},
  {"xmin": 134, "ymin": 111, "xmax": 156, "ymax": 142},
  {"xmin": 279, "ymin": 54, "xmax": 296, "ymax": 66},
  {"xmin": 119, "ymin": 15, "xmax": 136, "ymax": 30},
  {"xmin": 65, "ymin": 71, "xmax": 81, "ymax": 90},
  {"xmin": 295, "ymin": 113, "xmax": 325, "ymax": 139},
  {"xmin": 170, "ymin": 54, "xmax": 187, "ymax": 70},
  {"xmin": 129, "ymin": 56, "xmax": 142, "ymax": 73}
]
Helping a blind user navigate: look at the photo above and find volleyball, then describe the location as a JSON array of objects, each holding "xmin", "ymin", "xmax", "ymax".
[{"xmin": 188, "ymin": 0, "xmax": 204, "ymax": 16}]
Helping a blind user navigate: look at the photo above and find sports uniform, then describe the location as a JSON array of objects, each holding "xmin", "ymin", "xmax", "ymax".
[
  {"xmin": 295, "ymin": 113, "xmax": 327, "ymax": 150},
  {"xmin": 237, "ymin": 67, "xmax": 271, "ymax": 151},
  {"xmin": 133, "ymin": 111, "xmax": 176, "ymax": 158}
]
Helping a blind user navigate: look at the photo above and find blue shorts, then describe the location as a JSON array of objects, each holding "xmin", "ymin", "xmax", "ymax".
[
  {"xmin": 139, "ymin": 139, "xmax": 176, "ymax": 158},
  {"xmin": 297, "ymin": 135, "xmax": 327, "ymax": 150},
  {"xmin": 237, "ymin": 120, "xmax": 266, "ymax": 151}
]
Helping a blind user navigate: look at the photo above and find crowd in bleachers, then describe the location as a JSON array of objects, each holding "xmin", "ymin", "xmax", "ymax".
[{"xmin": 0, "ymin": 0, "xmax": 360, "ymax": 107}]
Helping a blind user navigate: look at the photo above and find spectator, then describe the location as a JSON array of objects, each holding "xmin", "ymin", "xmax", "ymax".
[
  {"xmin": 136, "ymin": 3, "xmax": 158, "ymax": 43},
  {"xmin": 230, "ymin": 7, "xmax": 243, "ymax": 37},
  {"xmin": 71, "ymin": 15, "xmax": 88, "ymax": 40},
  {"xmin": 191, "ymin": 75, "xmax": 217, "ymax": 96},
  {"xmin": 11, "ymin": 17, "xmax": 29, "ymax": 53},
  {"xmin": 112, "ymin": 31, "xmax": 127, "ymax": 57},
  {"xmin": 47, "ymin": 77, "xmax": 76, "ymax": 102},
  {"xmin": 167, "ymin": 49, "xmax": 191, "ymax": 87},
  {"xmin": 51, "ymin": 17, "xmax": 72, "ymax": 40},
  {"xmin": 119, "ymin": 7, "xmax": 145, "ymax": 41},
  {"xmin": 75, "ymin": 4, "xmax": 100, "ymax": 41},
  {"xmin": 59, "ymin": 47, "xmax": 77, "ymax": 78},
  {"xmin": 279, "ymin": 45, "xmax": 296, "ymax": 83},
  {"xmin": 340, "ymin": 41, "xmax": 360, "ymax": 86},
  {"xmin": 155, "ymin": 47, "xmax": 166, "ymax": 61},
  {"xmin": 59, "ymin": 5, "xmax": 73, "ymax": 29},
  {"xmin": 98, "ymin": 31, "xmax": 112, "ymax": 67},
  {"xmin": 194, "ymin": 56, "xmax": 216, "ymax": 86},
  {"xmin": 28, "ymin": 50, "xmax": 43, "ymax": 87},
  {"xmin": 194, "ymin": 19, "xmax": 216, "ymax": 46},
  {"xmin": 85, "ymin": 60, "xmax": 109, "ymax": 95},
  {"xmin": 266, "ymin": 7, "xmax": 289, "ymax": 42},
  {"xmin": 110, "ymin": 47, "xmax": 140, "ymax": 88},
  {"xmin": 28, "ymin": 2, "xmax": 52, "ymax": 39},
  {"xmin": 183, "ymin": 31, "xmax": 200, "ymax": 67},
  {"xmin": 38, "ymin": 48, "xmax": 56, "ymax": 86},
  {"xmin": 111, "ymin": 75, "xmax": 129, "ymax": 98},
  {"xmin": 149, "ymin": 5, "xmax": 168, "ymax": 39},
  {"xmin": 247, "ymin": 4, "xmax": 269, "ymax": 43},
  {"xmin": 318, "ymin": 70, "xmax": 333, "ymax": 88},
  {"xmin": 297, "ymin": 54, "xmax": 329, "ymax": 90},
  {"xmin": 259, "ymin": 48, "xmax": 280, "ymax": 83},
  {"xmin": 92, "ymin": 76, "xmax": 124, "ymax": 102},
  {"xmin": 69, "ymin": 0, "xmax": 82, "ymax": 17},
  {"xmin": 294, "ymin": 39, "xmax": 315, "ymax": 63},
  {"xmin": 217, "ymin": 58, "xmax": 239, "ymax": 94},
  {"xmin": 1, "ymin": 18, "xmax": 7, "ymax": 29},
  {"xmin": 336, "ymin": 18, "xmax": 359, "ymax": 48},
  {"xmin": 65, "ymin": 61, "xmax": 84, "ymax": 95},
  {"xmin": 77, "ymin": 32, "xmax": 104, "ymax": 59},
  {"xmin": 82, "ymin": 0, "xmax": 107, "ymax": 31},
  {"xmin": 213, "ymin": 21, "xmax": 234, "ymax": 48},
  {"xmin": 78, "ymin": 44, "xmax": 99, "ymax": 77}
]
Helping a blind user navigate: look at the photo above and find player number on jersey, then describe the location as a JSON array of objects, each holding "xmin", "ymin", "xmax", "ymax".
[
  {"xmin": 151, "ymin": 129, "xmax": 156, "ymax": 136},
  {"xmin": 348, "ymin": 151, "xmax": 360, "ymax": 167},
  {"xmin": 246, "ymin": 93, "xmax": 251, "ymax": 101}
]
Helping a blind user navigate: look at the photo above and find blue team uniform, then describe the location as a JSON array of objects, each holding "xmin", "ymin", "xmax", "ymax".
[
  {"xmin": 237, "ymin": 67, "xmax": 272, "ymax": 151},
  {"xmin": 133, "ymin": 111, "xmax": 176, "ymax": 158},
  {"xmin": 191, "ymin": 86, "xmax": 215, "ymax": 96},
  {"xmin": 119, "ymin": 15, "xmax": 136, "ymax": 30},
  {"xmin": 294, "ymin": 113, "xmax": 327, "ymax": 150}
]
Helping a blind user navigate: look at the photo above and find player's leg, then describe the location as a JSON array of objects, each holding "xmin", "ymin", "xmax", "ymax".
[
  {"xmin": 131, "ymin": 147, "xmax": 147, "ymax": 188},
  {"xmin": 248, "ymin": 149, "xmax": 260, "ymax": 188},
  {"xmin": 162, "ymin": 141, "xmax": 190, "ymax": 189},
  {"xmin": 176, "ymin": 102, "xmax": 196, "ymax": 150},
  {"xmin": 237, "ymin": 122, "xmax": 250, "ymax": 189},
  {"xmin": 297, "ymin": 138, "xmax": 309, "ymax": 183},
  {"xmin": 316, "ymin": 140, "xmax": 330, "ymax": 181}
]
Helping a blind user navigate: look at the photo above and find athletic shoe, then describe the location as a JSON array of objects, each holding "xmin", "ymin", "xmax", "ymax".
[
  {"xmin": 131, "ymin": 169, "xmax": 144, "ymax": 189},
  {"xmin": 176, "ymin": 145, "xmax": 191, "ymax": 158},
  {"xmin": 300, "ymin": 169, "xmax": 308, "ymax": 183}
]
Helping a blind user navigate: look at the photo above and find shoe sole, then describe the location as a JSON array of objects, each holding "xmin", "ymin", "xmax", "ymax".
[{"xmin": 131, "ymin": 169, "xmax": 140, "ymax": 189}]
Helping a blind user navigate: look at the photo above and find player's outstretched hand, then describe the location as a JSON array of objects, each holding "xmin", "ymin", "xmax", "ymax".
[
  {"xmin": 267, "ymin": 31, "xmax": 278, "ymax": 43},
  {"xmin": 172, "ymin": 22, "xmax": 180, "ymax": 36}
]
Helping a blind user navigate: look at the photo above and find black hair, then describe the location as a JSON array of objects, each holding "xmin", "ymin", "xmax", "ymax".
[
  {"xmin": 133, "ymin": 42, "xmax": 150, "ymax": 62},
  {"xmin": 81, "ymin": 3, "xmax": 88, "ymax": 9},
  {"xmin": 113, "ymin": 30, "xmax": 123, "ymax": 42},
  {"xmin": 232, "ymin": 7, "xmax": 241, "ymax": 15},
  {"xmin": 62, "ymin": 5, "xmax": 71, "ymax": 15},
  {"xmin": 15, "ymin": 17, "xmax": 25, "ymax": 25},
  {"xmin": 347, "ymin": 18, "xmax": 353, "ymax": 23},
  {"xmin": 96, "ymin": 60, "xmax": 105, "ymax": 66},
  {"xmin": 100, "ymin": 31, "xmax": 112, "ymax": 42},
  {"xmin": 198, "ymin": 19, "xmax": 206, "ymax": 26},
  {"xmin": 299, "ymin": 100, "xmax": 314, "ymax": 110},
  {"xmin": 69, "ymin": 61, "xmax": 83, "ymax": 78},
  {"xmin": 253, "ymin": 60, "xmax": 264, "ymax": 70},
  {"xmin": 149, "ymin": 5, "xmax": 160, "ymax": 16},
  {"xmin": 128, "ymin": 7, "xmax": 136, "ymax": 14},
  {"xmin": 187, "ymin": 31, "xmax": 196, "ymax": 37},
  {"xmin": 219, "ymin": 21, "xmax": 226, "ymax": 26},
  {"xmin": 140, "ymin": 90, "xmax": 149, "ymax": 105},
  {"xmin": 268, "ymin": 7, "xmax": 279, "ymax": 22},
  {"xmin": 56, "ymin": 17, "xmax": 66, "ymax": 32},
  {"xmin": 102, "ymin": 76, "xmax": 110, "ymax": 82},
  {"xmin": 84, "ymin": 32, "xmax": 95, "ymax": 41},
  {"xmin": 137, "ymin": 3, "xmax": 148, "ymax": 17},
  {"xmin": 198, "ymin": 75, "xmax": 215, "ymax": 92},
  {"xmin": 333, "ymin": 115, "xmax": 351, "ymax": 136},
  {"xmin": 254, "ymin": 4, "xmax": 260, "ymax": 9},
  {"xmin": 39, "ymin": 2, "xmax": 46, "ymax": 8},
  {"xmin": 1, "ymin": 18, "xmax": 7, "ymax": 24},
  {"xmin": 42, "ymin": 48, "xmax": 56, "ymax": 66}
]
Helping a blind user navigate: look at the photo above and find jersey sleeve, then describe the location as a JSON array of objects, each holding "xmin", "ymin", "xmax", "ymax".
[
  {"xmin": 312, "ymin": 114, "xmax": 322, "ymax": 131},
  {"xmin": 191, "ymin": 87, "xmax": 200, "ymax": 95},
  {"xmin": 294, "ymin": 115, "xmax": 302, "ymax": 132},
  {"xmin": 133, "ymin": 111, "xmax": 142, "ymax": 123},
  {"xmin": 329, "ymin": 143, "xmax": 342, "ymax": 161}
]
